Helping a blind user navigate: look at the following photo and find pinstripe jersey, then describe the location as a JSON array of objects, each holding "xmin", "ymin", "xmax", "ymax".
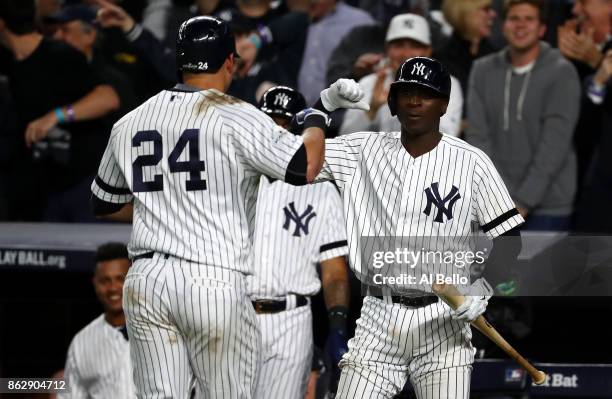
[
  {"xmin": 316, "ymin": 132, "xmax": 524, "ymax": 290},
  {"xmin": 91, "ymin": 87, "xmax": 303, "ymax": 274},
  {"xmin": 60, "ymin": 315, "xmax": 135, "ymax": 399},
  {"xmin": 248, "ymin": 177, "xmax": 348, "ymax": 299}
]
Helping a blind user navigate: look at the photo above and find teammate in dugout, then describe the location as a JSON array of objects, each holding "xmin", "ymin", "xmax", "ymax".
[
  {"xmin": 60, "ymin": 243, "xmax": 135, "ymax": 399},
  {"xmin": 309, "ymin": 57, "xmax": 526, "ymax": 398},
  {"xmin": 89, "ymin": 15, "xmax": 367, "ymax": 399},
  {"xmin": 253, "ymin": 86, "xmax": 350, "ymax": 399}
]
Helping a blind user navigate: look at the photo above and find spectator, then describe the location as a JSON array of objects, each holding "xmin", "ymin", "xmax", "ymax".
[
  {"xmin": 558, "ymin": 0, "xmax": 612, "ymax": 77},
  {"xmin": 326, "ymin": 1, "xmax": 447, "ymax": 87},
  {"xmin": 88, "ymin": 0, "xmax": 173, "ymax": 103},
  {"xmin": 0, "ymin": 0, "xmax": 119, "ymax": 222},
  {"xmin": 574, "ymin": 50, "xmax": 612, "ymax": 233},
  {"xmin": 49, "ymin": 4, "xmax": 138, "ymax": 120},
  {"xmin": 298, "ymin": 0, "xmax": 375, "ymax": 105},
  {"xmin": 339, "ymin": 14, "xmax": 463, "ymax": 137},
  {"xmin": 558, "ymin": 0, "xmax": 612, "ymax": 185},
  {"xmin": 217, "ymin": 0, "xmax": 310, "ymax": 104},
  {"xmin": 465, "ymin": 0, "xmax": 580, "ymax": 231},
  {"xmin": 434, "ymin": 0, "xmax": 498, "ymax": 104},
  {"xmin": 59, "ymin": 243, "xmax": 135, "ymax": 399},
  {"xmin": 95, "ymin": 0, "xmax": 177, "ymax": 85}
]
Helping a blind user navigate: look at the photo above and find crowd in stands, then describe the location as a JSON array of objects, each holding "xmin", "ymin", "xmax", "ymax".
[{"xmin": 0, "ymin": 0, "xmax": 611, "ymax": 233}]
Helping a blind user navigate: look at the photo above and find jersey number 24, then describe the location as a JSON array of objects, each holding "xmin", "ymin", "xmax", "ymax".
[{"xmin": 132, "ymin": 129, "xmax": 207, "ymax": 192}]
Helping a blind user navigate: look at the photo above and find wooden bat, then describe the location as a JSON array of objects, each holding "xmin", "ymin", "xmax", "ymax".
[{"xmin": 432, "ymin": 282, "xmax": 547, "ymax": 385}]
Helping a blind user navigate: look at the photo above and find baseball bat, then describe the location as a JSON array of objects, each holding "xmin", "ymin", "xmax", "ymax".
[{"xmin": 432, "ymin": 283, "xmax": 547, "ymax": 385}]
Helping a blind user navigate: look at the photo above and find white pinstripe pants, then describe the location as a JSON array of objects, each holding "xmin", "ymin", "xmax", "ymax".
[
  {"xmin": 123, "ymin": 256, "xmax": 262, "ymax": 399},
  {"xmin": 336, "ymin": 296, "xmax": 474, "ymax": 399},
  {"xmin": 254, "ymin": 304, "xmax": 312, "ymax": 399}
]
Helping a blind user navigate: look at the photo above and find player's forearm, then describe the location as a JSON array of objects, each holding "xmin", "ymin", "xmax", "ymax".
[
  {"xmin": 91, "ymin": 196, "xmax": 133, "ymax": 222},
  {"xmin": 67, "ymin": 85, "xmax": 120, "ymax": 122},
  {"xmin": 100, "ymin": 202, "xmax": 133, "ymax": 222},
  {"xmin": 302, "ymin": 127, "xmax": 325, "ymax": 183},
  {"xmin": 321, "ymin": 256, "xmax": 350, "ymax": 309}
]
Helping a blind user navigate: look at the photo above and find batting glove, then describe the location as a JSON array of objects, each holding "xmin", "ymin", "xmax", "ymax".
[
  {"xmin": 320, "ymin": 79, "xmax": 370, "ymax": 112},
  {"xmin": 450, "ymin": 278, "xmax": 493, "ymax": 323},
  {"xmin": 326, "ymin": 328, "xmax": 348, "ymax": 366}
]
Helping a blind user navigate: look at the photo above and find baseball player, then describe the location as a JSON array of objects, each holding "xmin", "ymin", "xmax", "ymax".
[
  {"xmin": 250, "ymin": 86, "xmax": 350, "ymax": 399},
  {"xmin": 60, "ymin": 243, "xmax": 135, "ymax": 399},
  {"xmin": 89, "ymin": 16, "xmax": 368, "ymax": 399},
  {"xmin": 311, "ymin": 57, "xmax": 525, "ymax": 398}
]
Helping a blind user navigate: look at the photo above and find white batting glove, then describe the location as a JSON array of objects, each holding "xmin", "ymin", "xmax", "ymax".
[
  {"xmin": 320, "ymin": 79, "xmax": 370, "ymax": 112},
  {"xmin": 450, "ymin": 295, "xmax": 488, "ymax": 323},
  {"xmin": 450, "ymin": 278, "xmax": 493, "ymax": 323}
]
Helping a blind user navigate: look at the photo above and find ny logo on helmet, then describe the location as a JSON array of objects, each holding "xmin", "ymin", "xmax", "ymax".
[
  {"xmin": 411, "ymin": 63, "xmax": 426, "ymax": 76},
  {"xmin": 274, "ymin": 93, "xmax": 291, "ymax": 109},
  {"xmin": 404, "ymin": 19, "xmax": 414, "ymax": 29}
]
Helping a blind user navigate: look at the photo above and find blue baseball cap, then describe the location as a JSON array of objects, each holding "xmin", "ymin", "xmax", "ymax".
[{"xmin": 46, "ymin": 4, "xmax": 97, "ymax": 25}]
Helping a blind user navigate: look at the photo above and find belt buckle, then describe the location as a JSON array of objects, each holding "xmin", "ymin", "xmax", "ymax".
[{"xmin": 254, "ymin": 299, "xmax": 277, "ymax": 314}]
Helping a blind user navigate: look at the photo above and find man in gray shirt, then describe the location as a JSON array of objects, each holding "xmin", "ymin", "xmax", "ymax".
[{"xmin": 465, "ymin": 0, "xmax": 580, "ymax": 230}]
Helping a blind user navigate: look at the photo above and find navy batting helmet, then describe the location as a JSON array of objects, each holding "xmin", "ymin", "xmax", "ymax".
[
  {"xmin": 176, "ymin": 16, "xmax": 239, "ymax": 75},
  {"xmin": 387, "ymin": 57, "xmax": 451, "ymax": 116},
  {"xmin": 259, "ymin": 86, "xmax": 307, "ymax": 119}
]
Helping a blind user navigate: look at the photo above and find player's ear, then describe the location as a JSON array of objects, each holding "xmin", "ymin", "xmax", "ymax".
[
  {"xmin": 226, "ymin": 54, "xmax": 234, "ymax": 74},
  {"xmin": 440, "ymin": 99, "xmax": 448, "ymax": 117}
]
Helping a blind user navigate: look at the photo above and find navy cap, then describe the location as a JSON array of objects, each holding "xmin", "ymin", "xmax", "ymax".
[{"xmin": 46, "ymin": 4, "xmax": 97, "ymax": 25}]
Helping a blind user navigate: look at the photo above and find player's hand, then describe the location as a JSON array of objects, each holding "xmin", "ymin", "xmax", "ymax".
[
  {"xmin": 450, "ymin": 295, "xmax": 488, "ymax": 323},
  {"xmin": 450, "ymin": 278, "xmax": 492, "ymax": 322},
  {"xmin": 95, "ymin": 0, "xmax": 136, "ymax": 34},
  {"xmin": 320, "ymin": 79, "xmax": 370, "ymax": 112},
  {"xmin": 325, "ymin": 328, "xmax": 348, "ymax": 366},
  {"xmin": 25, "ymin": 111, "xmax": 58, "ymax": 148}
]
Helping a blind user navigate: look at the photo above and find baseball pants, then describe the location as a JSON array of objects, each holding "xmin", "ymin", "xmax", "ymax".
[
  {"xmin": 254, "ymin": 302, "xmax": 312, "ymax": 399},
  {"xmin": 336, "ymin": 296, "xmax": 474, "ymax": 399},
  {"xmin": 123, "ymin": 254, "xmax": 262, "ymax": 399}
]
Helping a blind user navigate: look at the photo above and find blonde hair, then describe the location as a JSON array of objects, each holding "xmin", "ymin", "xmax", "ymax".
[{"xmin": 442, "ymin": 0, "xmax": 491, "ymax": 37}]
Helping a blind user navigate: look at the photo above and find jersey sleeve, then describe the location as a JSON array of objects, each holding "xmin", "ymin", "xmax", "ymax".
[
  {"xmin": 59, "ymin": 340, "xmax": 87, "ymax": 399},
  {"xmin": 473, "ymin": 152, "xmax": 524, "ymax": 239},
  {"xmin": 316, "ymin": 132, "xmax": 369, "ymax": 191},
  {"xmin": 90, "ymin": 130, "xmax": 134, "ymax": 204},
  {"xmin": 319, "ymin": 184, "xmax": 348, "ymax": 262},
  {"xmin": 227, "ymin": 106, "xmax": 304, "ymax": 180}
]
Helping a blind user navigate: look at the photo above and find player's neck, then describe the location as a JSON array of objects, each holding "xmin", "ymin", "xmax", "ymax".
[
  {"xmin": 105, "ymin": 311, "xmax": 126, "ymax": 327},
  {"xmin": 182, "ymin": 74, "xmax": 228, "ymax": 92},
  {"xmin": 400, "ymin": 131, "xmax": 442, "ymax": 158}
]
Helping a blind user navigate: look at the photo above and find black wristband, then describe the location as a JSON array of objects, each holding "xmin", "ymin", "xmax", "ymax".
[
  {"xmin": 328, "ymin": 306, "xmax": 349, "ymax": 331},
  {"xmin": 313, "ymin": 98, "xmax": 329, "ymax": 114},
  {"xmin": 303, "ymin": 113, "xmax": 328, "ymax": 131}
]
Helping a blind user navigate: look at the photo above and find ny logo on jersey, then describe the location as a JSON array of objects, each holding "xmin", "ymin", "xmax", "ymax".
[
  {"xmin": 283, "ymin": 202, "xmax": 317, "ymax": 237},
  {"xmin": 411, "ymin": 62, "xmax": 426, "ymax": 76},
  {"xmin": 423, "ymin": 183, "xmax": 461, "ymax": 223},
  {"xmin": 274, "ymin": 93, "xmax": 291, "ymax": 109}
]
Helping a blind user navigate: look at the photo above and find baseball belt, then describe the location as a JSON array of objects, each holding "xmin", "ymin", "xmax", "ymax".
[{"xmin": 252, "ymin": 295, "xmax": 309, "ymax": 314}]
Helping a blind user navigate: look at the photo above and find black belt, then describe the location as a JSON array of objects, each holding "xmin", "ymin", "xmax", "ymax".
[
  {"xmin": 374, "ymin": 295, "xmax": 438, "ymax": 308},
  {"xmin": 252, "ymin": 296, "xmax": 308, "ymax": 314},
  {"xmin": 132, "ymin": 252, "xmax": 170, "ymax": 262}
]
